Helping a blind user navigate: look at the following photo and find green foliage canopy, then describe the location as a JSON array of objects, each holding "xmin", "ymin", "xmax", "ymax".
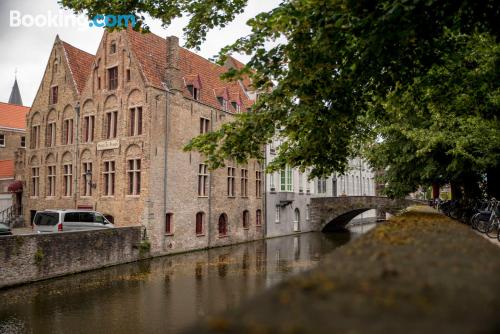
[{"xmin": 61, "ymin": 0, "xmax": 499, "ymax": 195}]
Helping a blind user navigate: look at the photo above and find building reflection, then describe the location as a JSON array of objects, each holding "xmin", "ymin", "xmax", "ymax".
[{"xmin": 0, "ymin": 232, "xmax": 351, "ymax": 334}]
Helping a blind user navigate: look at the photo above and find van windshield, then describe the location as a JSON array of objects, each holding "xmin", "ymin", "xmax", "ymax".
[{"xmin": 34, "ymin": 212, "xmax": 59, "ymax": 226}]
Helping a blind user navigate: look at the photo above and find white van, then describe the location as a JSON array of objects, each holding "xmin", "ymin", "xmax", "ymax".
[{"xmin": 33, "ymin": 210, "xmax": 114, "ymax": 233}]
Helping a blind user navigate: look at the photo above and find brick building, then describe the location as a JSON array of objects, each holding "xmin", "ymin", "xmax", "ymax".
[
  {"xmin": 23, "ymin": 29, "xmax": 263, "ymax": 254},
  {"xmin": 0, "ymin": 83, "xmax": 29, "ymax": 214}
]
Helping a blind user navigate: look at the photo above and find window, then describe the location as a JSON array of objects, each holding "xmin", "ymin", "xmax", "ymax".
[
  {"xmin": 127, "ymin": 159, "xmax": 141, "ymax": 195},
  {"xmin": 270, "ymin": 172, "xmax": 275, "ymax": 191},
  {"xmin": 63, "ymin": 164, "xmax": 73, "ymax": 197},
  {"xmin": 227, "ymin": 167, "xmax": 235, "ymax": 197},
  {"xmin": 188, "ymin": 85, "xmax": 199, "ymax": 100},
  {"xmin": 82, "ymin": 162, "xmax": 92, "ymax": 196},
  {"xmin": 275, "ymin": 206, "xmax": 280, "ymax": 223},
  {"xmin": 217, "ymin": 97, "xmax": 228, "ymax": 111},
  {"xmin": 126, "ymin": 69, "xmax": 131, "ymax": 82},
  {"xmin": 198, "ymin": 164, "xmax": 208, "ymax": 197},
  {"xmin": 31, "ymin": 125, "xmax": 40, "ymax": 149},
  {"xmin": 105, "ymin": 111, "xmax": 118, "ymax": 139},
  {"xmin": 218, "ymin": 214, "xmax": 227, "ymax": 237},
  {"xmin": 231, "ymin": 101, "xmax": 241, "ymax": 113},
  {"xmin": 46, "ymin": 122, "xmax": 56, "ymax": 147},
  {"xmin": 47, "ymin": 165, "xmax": 56, "ymax": 197},
  {"xmin": 103, "ymin": 161, "xmax": 115, "ymax": 196},
  {"xmin": 97, "ymin": 76, "xmax": 101, "ymax": 90},
  {"xmin": 31, "ymin": 167, "xmax": 39, "ymax": 197},
  {"xmin": 200, "ymin": 118, "xmax": 209, "ymax": 134},
  {"xmin": 166, "ymin": 213, "xmax": 173, "ymax": 234},
  {"xmin": 83, "ymin": 116, "xmax": 95, "ymax": 142},
  {"xmin": 306, "ymin": 174, "xmax": 311, "ymax": 193},
  {"xmin": 317, "ymin": 178, "xmax": 327, "ymax": 194},
  {"xmin": 110, "ymin": 41, "xmax": 116, "ymax": 54},
  {"xmin": 0, "ymin": 134, "xmax": 4, "ymax": 147},
  {"xmin": 280, "ymin": 167, "xmax": 293, "ymax": 191},
  {"xmin": 241, "ymin": 169, "xmax": 248, "ymax": 197},
  {"xmin": 20, "ymin": 136, "xmax": 25, "ymax": 148},
  {"xmin": 196, "ymin": 212, "xmax": 204, "ymax": 235},
  {"xmin": 306, "ymin": 204, "xmax": 310, "ymax": 221},
  {"xmin": 108, "ymin": 66, "xmax": 118, "ymax": 90},
  {"xmin": 50, "ymin": 86, "xmax": 58, "ymax": 104},
  {"xmin": 256, "ymin": 171, "xmax": 262, "ymax": 198},
  {"xmin": 129, "ymin": 107, "xmax": 143, "ymax": 136},
  {"xmin": 269, "ymin": 141, "xmax": 275, "ymax": 154},
  {"xmin": 243, "ymin": 210, "xmax": 249, "ymax": 229},
  {"xmin": 256, "ymin": 209, "xmax": 262, "ymax": 227},
  {"xmin": 63, "ymin": 119, "xmax": 74, "ymax": 145}
]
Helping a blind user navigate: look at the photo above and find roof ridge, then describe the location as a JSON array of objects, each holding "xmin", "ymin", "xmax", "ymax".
[{"xmin": 0, "ymin": 101, "xmax": 30, "ymax": 109}]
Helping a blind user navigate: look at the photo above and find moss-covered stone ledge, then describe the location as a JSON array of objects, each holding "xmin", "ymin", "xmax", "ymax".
[{"xmin": 187, "ymin": 206, "xmax": 500, "ymax": 334}]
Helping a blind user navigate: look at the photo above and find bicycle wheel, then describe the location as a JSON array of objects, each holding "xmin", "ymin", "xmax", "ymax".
[{"xmin": 476, "ymin": 219, "xmax": 490, "ymax": 234}]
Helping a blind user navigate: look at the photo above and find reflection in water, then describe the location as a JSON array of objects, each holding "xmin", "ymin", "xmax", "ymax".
[{"xmin": 0, "ymin": 232, "xmax": 354, "ymax": 334}]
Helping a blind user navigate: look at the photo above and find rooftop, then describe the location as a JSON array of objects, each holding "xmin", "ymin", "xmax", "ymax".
[{"xmin": 0, "ymin": 101, "xmax": 30, "ymax": 130}]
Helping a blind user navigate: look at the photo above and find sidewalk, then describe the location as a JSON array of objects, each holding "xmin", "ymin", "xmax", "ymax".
[
  {"xmin": 11, "ymin": 227, "xmax": 34, "ymax": 235},
  {"xmin": 187, "ymin": 206, "xmax": 500, "ymax": 334}
]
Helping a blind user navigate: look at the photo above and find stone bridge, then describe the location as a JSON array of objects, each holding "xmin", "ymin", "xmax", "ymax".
[{"xmin": 310, "ymin": 196, "xmax": 423, "ymax": 232}]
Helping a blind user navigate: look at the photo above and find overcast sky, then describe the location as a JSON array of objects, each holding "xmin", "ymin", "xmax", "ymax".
[{"xmin": 0, "ymin": 0, "xmax": 280, "ymax": 106}]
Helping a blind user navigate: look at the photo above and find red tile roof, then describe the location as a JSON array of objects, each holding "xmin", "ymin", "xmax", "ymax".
[
  {"xmin": 62, "ymin": 41, "xmax": 94, "ymax": 94},
  {"xmin": 126, "ymin": 28, "xmax": 254, "ymax": 112},
  {"xmin": 0, "ymin": 101, "xmax": 29, "ymax": 130},
  {"xmin": 0, "ymin": 160, "xmax": 15, "ymax": 179},
  {"xmin": 225, "ymin": 55, "xmax": 253, "ymax": 91}
]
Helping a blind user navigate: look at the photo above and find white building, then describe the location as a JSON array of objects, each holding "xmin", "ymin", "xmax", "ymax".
[{"xmin": 265, "ymin": 140, "xmax": 376, "ymax": 238}]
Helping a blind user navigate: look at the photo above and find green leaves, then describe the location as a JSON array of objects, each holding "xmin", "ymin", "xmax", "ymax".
[{"xmin": 61, "ymin": 0, "xmax": 500, "ymax": 195}]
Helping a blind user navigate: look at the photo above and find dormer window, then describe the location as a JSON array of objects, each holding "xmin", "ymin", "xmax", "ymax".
[
  {"xmin": 187, "ymin": 85, "xmax": 199, "ymax": 100},
  {"xmin": 110, "ymin": 41, "xmax": 116, "ymax": 54},
  {"xmin": 231, "ymin": 101, "xmax": 241, "ymax": 113},
  {"xmin": 218, "ymin": 97, "xmax": 228, "ymax": 111}
]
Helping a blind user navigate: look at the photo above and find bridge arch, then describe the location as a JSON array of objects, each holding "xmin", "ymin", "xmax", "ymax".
[{"xmin": 310, "ymin": 196, "xmax": 422, "ymax": 232}]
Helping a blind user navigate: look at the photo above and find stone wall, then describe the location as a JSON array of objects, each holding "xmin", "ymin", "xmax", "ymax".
[
  {"xmin": 310, "ymin": 196, "xmax": 420, "ymax": 231},
  {"xmin": 0, "ymin": 226, "xmax": 144, "ymax": 289}
]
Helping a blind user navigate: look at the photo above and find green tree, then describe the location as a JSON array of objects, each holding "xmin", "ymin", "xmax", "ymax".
[
  {"xmin": 368, "ymin": 32, "xmax": 499, "ymax": 198},
  {"xmin": 61, "ymin": 0, "xmax": 499, "ymax": 195}
]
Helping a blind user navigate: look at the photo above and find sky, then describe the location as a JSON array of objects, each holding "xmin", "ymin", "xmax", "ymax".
[{"xmin": 0, "ymin": 0, "xmax": 280, "ymax": 106}]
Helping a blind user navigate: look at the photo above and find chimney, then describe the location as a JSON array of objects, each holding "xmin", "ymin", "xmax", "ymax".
[{"xmin": 165, "ymin": 36, "xmax": 182, "ymax": 92}]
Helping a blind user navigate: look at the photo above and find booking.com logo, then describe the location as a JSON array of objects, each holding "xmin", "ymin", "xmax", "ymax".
[{"xmin": 9, "ymin": 10, "xmax": 136, "ymax": 29}]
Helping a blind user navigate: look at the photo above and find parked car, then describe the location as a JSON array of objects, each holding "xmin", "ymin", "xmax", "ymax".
[
  {"xmin": 33, "ymin": 210, "xmax": 114, "ymax": 233},
  {"xmin": 0, "ymin": 223, "xmax": 12, "ymax": 236}
]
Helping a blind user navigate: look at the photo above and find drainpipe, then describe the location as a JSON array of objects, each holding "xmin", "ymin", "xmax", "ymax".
[
  {"xmin": 74, "ymin": 101, "xmax": 80, "ymax": 209},
  {"xmin": 207, "ymin": 109, "xmax": 214, "ymax": 248},
  {"xmin": 263, "ymin": 146, "xmax": 267, "ymax": 239},
  {"xmin": 163, "ymin": 90, "xmax": 170, "ymax": 244}
]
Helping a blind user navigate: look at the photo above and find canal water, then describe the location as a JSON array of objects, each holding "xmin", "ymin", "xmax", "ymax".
[{"xmin": 0, "ymin": 224, "xmax": 376, "ymax": 334}]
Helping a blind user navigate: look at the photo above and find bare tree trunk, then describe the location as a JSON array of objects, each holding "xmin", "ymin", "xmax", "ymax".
[
  {"xmin": 432, "ymin": 182, "xmax": 440, "ymax": 199},
  {"xmin": 487, "ymin": 166, "xmax": 500, "ymax": 199}
]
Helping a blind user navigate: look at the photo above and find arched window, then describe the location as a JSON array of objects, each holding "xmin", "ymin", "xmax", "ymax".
[
  {"xmin": 196, "ymin": 212, "xmax": 204, "ymax": 235},
  {"xmin": 166, "ymin": 213, "xmax": 173, "ymax": 235},
  {"xmin": 218, "ymin": 213, "xmax": 227, "ymax": 237},
  {"xmin": 110, "ymin": 41, "xmax": 116, "ymax": 54},
  {"xmin": 295, "ymin": 208, "xmax": 300, "ymax": 222},
  {"xmin": 256, "ymin": 209, "xmax": 262, "ymax": 227},
  {"xmin": 242, "ymin": 210, "xmax": 249, "ymax": 229},
  {"xmin": 293, "ymin": 208, "xmax": 300, "ymax": 232}
]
